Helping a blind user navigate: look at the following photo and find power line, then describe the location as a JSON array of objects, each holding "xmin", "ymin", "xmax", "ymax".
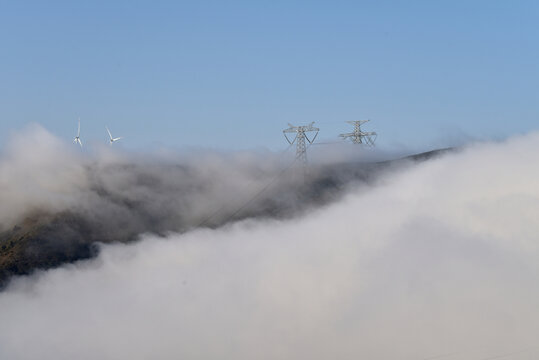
[
  {"xmin": 310, "ymin": 141, "xmax": 345, "ymax": 146},
  {"xmin": 477, "ymin": 346, "xmax": 539, "ymax": 360},
  {"xmin": 195, "ymin": 144, "xmax": 295, "ymax": 228},
  {"xmin": 421, "ymin": 352, "xmax": 459, "ymax": 360},
  {"xmin": 217, "ymin": 155, "xmax": 301, "ymax": 224},
  {"xmin": 196, "ymin": 136, "xmax": 325, "ymax": 228},
  {"xmin": 196, "ymin": 119, "xmax": 377, "ymax": 229},
  {"xmin": 419, "ymin": 345, "xmax": 539, "ymax": 360}
]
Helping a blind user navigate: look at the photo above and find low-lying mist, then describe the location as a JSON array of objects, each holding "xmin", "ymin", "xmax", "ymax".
[
  {"xmin": 1, "ymin": 129, "xmax": 539, "ymax": 359},
  {"xmin": 1, "ymin": 124, "xmax": 404, "ymax": 283},
  {"xmin": 0, "ymin": 124, "xmax": 314, "ymax": 231}
]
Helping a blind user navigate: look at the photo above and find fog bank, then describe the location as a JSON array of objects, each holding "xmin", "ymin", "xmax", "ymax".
[
  {"xmin": 1, "ymin": 124, "xmax": 401, "ymax": 283},
  {"xmin": 1, "ymin": 132, "xmax": 538, "ymax": 359}
]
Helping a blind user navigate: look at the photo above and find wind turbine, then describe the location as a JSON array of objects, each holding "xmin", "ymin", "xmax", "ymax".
[
  {"xmin": 73, "ymin": 118, "xmax": 82, "ymax": 147},
  {"xmin": 106, "ymin": 126, "xmax": 122, "ymax": 145}
]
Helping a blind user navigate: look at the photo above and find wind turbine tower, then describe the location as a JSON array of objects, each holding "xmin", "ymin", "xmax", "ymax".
[
  {"xmin": 73, "ymin": 118, "xmax": 82, "ymax": 148},
  {"xmin": 340, "ymin": 120, "xmax": 377, "ymax": 146},
  {"xmin": 283, "ymin": 122, "xmax": 320, "ymax": 165}
]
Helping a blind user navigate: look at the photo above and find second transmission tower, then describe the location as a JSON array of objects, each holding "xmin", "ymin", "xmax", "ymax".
[
  {"xmin": 340, "ymin": 120, "xmax": 377, "ymax": 146},
  {"xmin": 283, "ymin": 122, "xmax": 320, "ymax": 165}
]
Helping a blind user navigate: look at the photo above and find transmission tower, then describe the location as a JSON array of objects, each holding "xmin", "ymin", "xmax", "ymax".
[
  {"xmin": 339, "ymin": 120, "xmax": 377, "ymax": 146},
  {"xmin": 283, "ymin": 122, "xmax": 320, "ymax": 165}
]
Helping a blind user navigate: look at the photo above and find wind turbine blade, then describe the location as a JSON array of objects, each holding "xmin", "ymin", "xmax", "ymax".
[
  {"xmin": 77, "ymin": 119, "xmax": 81, "ymax": 137},
  {"xmin": 78, "ymin": 138, "xmax": 83, "ymax": 147},
  {"xmin": 113, "ymin": 137, "xmax": 122, "ymax": 141},
  {"xmin": 106, "ymin": 126, "xmax": 112, "ymax": 139}
]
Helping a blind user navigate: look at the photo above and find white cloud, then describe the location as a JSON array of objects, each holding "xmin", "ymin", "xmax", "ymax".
[{"xmin": 1, "ymin": 133, "xmax": 539, "ymax": 359}]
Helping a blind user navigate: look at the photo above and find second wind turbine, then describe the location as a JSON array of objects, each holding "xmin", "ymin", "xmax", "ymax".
[{"xmin": 106, "ymin": 126, "xmax": 123, "ymax": 145}]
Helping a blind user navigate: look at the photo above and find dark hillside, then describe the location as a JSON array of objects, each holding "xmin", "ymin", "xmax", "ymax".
[{"xmin": 0, "ymin": 148, "xmax": 452, "ymax": 288}]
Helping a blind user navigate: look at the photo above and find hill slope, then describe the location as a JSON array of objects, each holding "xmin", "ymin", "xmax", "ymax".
[{"xmin": 0, "ymin": 148, "xmax": 452, "ymax": 288}]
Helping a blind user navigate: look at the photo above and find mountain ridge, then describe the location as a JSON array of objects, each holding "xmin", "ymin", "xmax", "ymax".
[{"xmin": 0, "ymin": 148, "xmax": 453, "ymax": 288}]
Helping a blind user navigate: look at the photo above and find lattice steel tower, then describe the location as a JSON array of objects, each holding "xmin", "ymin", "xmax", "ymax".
[
  {"xmin": 339, "ymin": 120, "xmax": 377, "ymax": 146},
  {"xmin": 283, "ymin": 122, "xmax": 320, "ymax": 165}
]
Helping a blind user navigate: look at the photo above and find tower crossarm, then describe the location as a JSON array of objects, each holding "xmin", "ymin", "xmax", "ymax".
[{"xmin": 346, "ymin": 120, "xmax": 370, "ymax": 126}]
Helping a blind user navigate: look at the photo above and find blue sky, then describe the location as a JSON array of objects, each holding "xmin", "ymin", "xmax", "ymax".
[{"xmin": 1, "ymin": 0, "xmax": 538, "ymax": 151}]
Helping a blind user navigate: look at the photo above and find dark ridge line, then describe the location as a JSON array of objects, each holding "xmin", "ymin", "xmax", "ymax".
[{"xmin": 0, "ymin": 148, "xmax": 451, "ymax": 290}]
